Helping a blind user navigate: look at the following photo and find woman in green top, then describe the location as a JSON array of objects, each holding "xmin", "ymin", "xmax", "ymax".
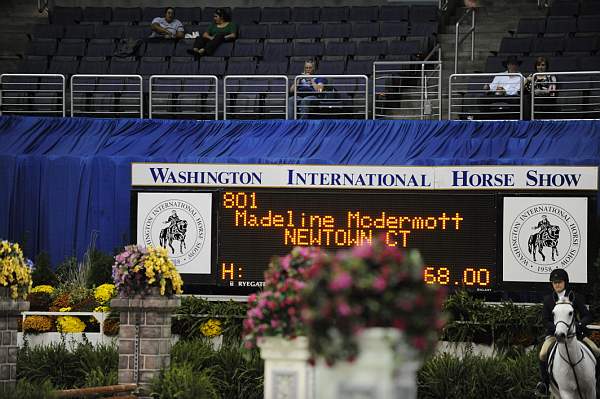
[{"xmin": 189, "ymin": 8, "xmax": 237, "ymax": 57}]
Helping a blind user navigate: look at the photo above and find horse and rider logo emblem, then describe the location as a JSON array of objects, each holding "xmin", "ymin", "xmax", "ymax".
[
  {"xmin": 508, "ymin": 203, "xmax": 581, "ymax": 274},
  {"xmin": 141, "ymin": 199, "xmax": 206, "ymax": 267}
]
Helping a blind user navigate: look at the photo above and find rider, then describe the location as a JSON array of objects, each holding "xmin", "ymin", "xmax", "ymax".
[
  {"xmin": 163, "ymin": 210, "xmax": 181, "ymax": 230},
  {"xmin": 532, "ymin": 215, "xmax": 551, "ymax": 235},
  {"xmin": 536, "ymin": 268, "xmax": 599, "ymax": 396}
]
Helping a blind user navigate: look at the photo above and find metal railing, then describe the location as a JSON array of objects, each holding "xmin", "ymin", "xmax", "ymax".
[
  {"xmin": 293, "ymin": 75, "xmax": 369, "ymax": 120},
  {"xmin": 224, "ymin": 75, "xmax": 288, "ymax": 120},
  {"xmin": 373, "ymin": 61, "xmax": 442, "ymax": 120},
  {"xmin": 449, "ymin": 73, "xmax": 525, "ymax": 120},
  {"xmin": 531, "ymin": 71, "xmax": 600, "ymax": 120},
  {"xmin": 71, "ymin": 74, "xmax": 143, "ymax": 119},
  {"xmin": 149, "ymin": 75, "xmax": 218, "ymax": 120},
  {"xmin": 454, "ymin": 7, "xmax": 476, "ymax": 74},
  {"xmin": 0, "ymin": 74, "xmax": 65, "ymax": 117}
]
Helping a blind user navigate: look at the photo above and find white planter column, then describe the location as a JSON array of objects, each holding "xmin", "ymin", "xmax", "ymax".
[{"xmin": 258, "ymin": 336, "xmax": 314, "ymax": 399}]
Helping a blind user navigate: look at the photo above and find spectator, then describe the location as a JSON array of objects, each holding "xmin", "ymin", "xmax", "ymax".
[
  {"xmin": 484, "ymin": 56, "xmax": 523, "ymax": 96},
  {"xmin": 150, "ymin": 7, "xmax": 184, "ymax": 40},
  {"xmin": 288, "ymin": 60, "xmax": 327, "ymax": 119},
  {"xmin": 188, "ymin": 8, "xmax": 237, "ymax": 57},
  {"xmin": 526, "ymin": 57, "xmax": 557, "ymax": 97}
]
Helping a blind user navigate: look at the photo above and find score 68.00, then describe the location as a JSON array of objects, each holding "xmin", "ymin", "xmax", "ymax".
[{"xmin": 424, "ymin": 266, "xmax": 491, "ymax": 287}]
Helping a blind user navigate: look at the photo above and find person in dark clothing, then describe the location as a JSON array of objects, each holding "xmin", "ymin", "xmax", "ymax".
[
  {"xmin": 188, "ymin": 8, "xmax": 237, "ymax": 58},
  {"xmin": 535, "ymin": 268, "xmax": 599, "ymax": 396}
]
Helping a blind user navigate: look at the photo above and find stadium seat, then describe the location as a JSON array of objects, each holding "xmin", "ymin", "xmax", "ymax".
[
  {"xmin": 548, "ymin": 1, "xmax": 579, "ymax": 17},
  {"xmin": 139, "ymin": 57, "xmax": 169, "ymax": 90},
  {"xmin": 176, "ymin": 7, "xmax": 202, "ymax": 24},
  {"xmin": 142, "ymin": 7, "xmax": 165, "ymax": 23},
  {"xmin": 409, "ymin": 22, "xmax": 438, "ymax": 37},
  {"xmin": 268, "ymin": 24, "xmax": 295, "ymax": 41},
  {"xmin": 348, "ymin": 6, "xmax": 379, "ymax": 22},
  {"xmin": 109, "ymin": 57, "xmax": 139, "ymax": 75},
  {"xmin": 56, "ymin": 39, "xmax": 86, "ymax": 57},
  {"xmin": 379, "ymin": 5, "xmax": 409, "ymax": 21},
  {"xmin": 325, "ymin": 41, "xmax": 356, "ymax": 57},
  {"xmin": 261, "ymin": 7, "xmax": 291, "ymax": 23},
  {"xmin": 112, "ymin": 7, "xmax": 143, "ymax": 24},
  {"xmin": 291, "ymin": 7, "xmax": 320, "ymax": 23},
  {"xmin": 531, "ymin": 37, "xmax": 565, "ymax": 54},
  {"xmin": 484, "ymin": 55, "xmax": 505, "ymax": 72},
  {"xmin": 198, "ymin": 57, "xmax": 226, "ymax": 76},
  {"xmin": 515, "ymin": 18, "xmax": 546, "ymax": 36},
  {"xmin": 318, "ymin": 59, "xmax": 346, "ymax": 74},
  {"xmin": 48, "ymin": 55, "xmax": 79, "ymax": 78},
  {"xmin": 580, "ymin": 2, "xmax": 600, "ymax": 16},
  {"xmin": 183, "ymin": 24, "xmax": 209, "ymax": 36},
  {"xmin": 351, "ymin": 22, "xmax": 379, "ymax": 39},
  {"xmin": 50, "ymin": 6, "xmax": 82, "ymax": 25},
  {"xmin": 321, "ymin": 7, "xmax": 349, "ymax": 22},
  {"xmin": 201, "ymin": 7, "xmax": 218, "ymax": 23},
  {"xmin": 233, "ymin": 41, "xmax": 264, "ymax": 57},
  {"xmin": 257, "ymin": 60, "xmax": 288, "ymax": 75},
  {"xmin": 86, "ymin": 39, "xmax": 115, "ymax": 57},
  {"xmin": 93, "ymin": 25, "xmax": 124, "ymax": 40},
  {"xmin": 78, "ymin": 56, "xmax": 109, "ymax": 75},
  {"xmin": 296, "ymin": 23, "xmax": 323, "ymax": 41},
  {"xmin": 357, "ymin": 41, "xmax": 388, "ymax": 58},
  {"xmin": 17, "ymin": 55, "xmax": 48, "ymax": 74},
  {"xmin": 547, "ymin": 55, "xmax": 580, "ymax": 71},
  {"xmin": 26, "ymin": 38, "xmax": 58, "ymax": 57},
  {"xmin": 323, "ymin": 23, "xmax": 351, "ymax": 40},
  {"xmin": 31, "ymin": 24, "xmax": 64, "ymax": 40},
  {"xmin": 240, "ymin": 24, "xmax": 268, "ymax": 40},
  {"xmin": 264, "ymin": 42, "xmax": 293, "ymax": 60},
  {"xmin": 564, "ymin": 36, "xmax": 597, "ymax": 55},
  {"xmin": 346, "ymin": 59, "xmax": 373, "ymax": 75},
  {"xmin": 409, "ymin": 5, "xmax": 438, "ymax": 22},
  {"xmin": 545, "ymin": 16, "xmax": 577, "ymax": 36},
  {"xmin": 144, "ymin": 41, "xmax": 175, "ymax": 57},
  {"xmin": 379, "ymin": 21, "xmax": 409, "ymax": 38},
  {"xmin": 577, "ymin": 15, "xmax": 600, "ymax": 34},
  {"xmin": 293, "ymin": 42, "xmax": 324, "ymax": 57},
  {"xmin": 212, "ymin": 42, "xmax": 234, "ymax": 58},
  {"xmin": 232, "ymin": 7, "xmax": 261, "ymax": 25},
  {"xmin": 82, "ymin": 7, "xmax": 111, "ymax": 24},
  {"xmin": 580, "ymin": 55, "xmax": 600, "ymax": 70},
  {"xmin": 63, "ymin": 24, "xmax": 95, "ymax": 39},
  {"xmin": 388, "ymin": 39, "xmax": 422, "ymax": 56},
  {"xmin": 124, "ymin": 26, "xmax": 152, "ymax": 40},
  {"xmin": 227, "ymin": 58, "xmax": 258, "ymax": 75},
  {"xmin": 498, "ymin": 37, "xmax": 532, "ymax": 55},
  {"xmin": 168, "ymin": 57, "xmax": 198, "ymax": 75},
  {"xmin": 174, "ymin": 39, "xmax": 195, "ymax": 57}
]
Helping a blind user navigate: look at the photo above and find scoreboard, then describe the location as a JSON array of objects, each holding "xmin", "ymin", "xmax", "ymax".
[{"xmin": 132, "ymin": 163, "xmax": 598, "ymax": 298}]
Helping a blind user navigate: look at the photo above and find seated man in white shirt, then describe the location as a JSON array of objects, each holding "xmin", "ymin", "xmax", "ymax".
[
  {"xmin": 484, "ymin": 56, "xmax": 522, "ymax": 96},
  {"xmin": 150, "ymin": 7, "xmax": 184, "ymax": 40}
]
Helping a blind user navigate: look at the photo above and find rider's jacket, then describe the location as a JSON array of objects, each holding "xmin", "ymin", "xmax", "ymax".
[{"xmin": 542, "ymin": 289, "xmax": 592, "ymax": 337}]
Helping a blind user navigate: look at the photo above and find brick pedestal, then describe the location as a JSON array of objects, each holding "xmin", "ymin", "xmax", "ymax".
[
  {"xmin": 111, "ymin": 292, "xmax": 180, "ymax": 393},
  {"xmin": 0, "ymin": 290, "xmax": 29, "ymax": 394}
]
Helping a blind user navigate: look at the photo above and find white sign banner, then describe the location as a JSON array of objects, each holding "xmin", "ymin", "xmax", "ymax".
[
  {"xmin": 503, "ymin": 197, "xmax": 588, "ymax": 283},
  {"xmin": 137, "ymin": 192, "xmax": 212, "ymax": 275},
  {"xmin": 131, "ymin": 163, "xmax": 598, "ymax": 191}
]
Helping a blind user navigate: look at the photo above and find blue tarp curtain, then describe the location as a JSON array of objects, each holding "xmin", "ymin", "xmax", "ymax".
[{"xmin": 1, "ymin": 115, "xmax": 599, "ymax": 266}]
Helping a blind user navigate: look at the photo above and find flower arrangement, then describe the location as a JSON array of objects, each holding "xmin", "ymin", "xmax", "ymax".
[
  {"xmin": 200, "ymin": 319, "xmax": 223, "ymax": 337},
  {"xmin": 301, "ymin": 236, "xmax": 447, "ymax": 365},
  {"xmin": 23, "ymin": 315, "xmax": 53, "ymax": 333},
  {"xmin": 94, "ymin": 283, "xmax": 116, "ymax": 304},
  {"xmin": 0, "ymin": 240, "xmax": 33, "ymax": 299},
  {"xmin": 112, "ymin": 245, "xmax": 183, "ymax": 297},
  {"xmin": 31, "ymin": 285, "xmax": 54, "ymax": 295},
  {"xmin": 56, "ymin": 315, "xmax": 86, "ymax": 333},
  {"xmin": 243, "ymin": 247, "xmax": 321, "ymax": 348}
]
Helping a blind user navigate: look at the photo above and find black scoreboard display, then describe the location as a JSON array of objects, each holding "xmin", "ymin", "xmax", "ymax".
[
  {"xmin": 218, "ymin": 190, "xmax": 497, "ymax": 290},
  {"xmin": 132, "ymin": 163, "xmax": 598, "ymax": 299}
]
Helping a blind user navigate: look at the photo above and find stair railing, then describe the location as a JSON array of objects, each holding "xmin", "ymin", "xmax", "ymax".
[{"xmin": 454, "ymin": 7, "xmax": 476, "ymax": 74}]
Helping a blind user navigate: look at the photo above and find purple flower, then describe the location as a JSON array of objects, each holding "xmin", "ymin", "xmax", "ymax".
[{"xmin": 336, "ymin": 302, "xmax": 352, "ymax": 316}]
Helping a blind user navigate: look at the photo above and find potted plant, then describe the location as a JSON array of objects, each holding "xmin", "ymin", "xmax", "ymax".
[
  {"xmin": 244, "ymin": 246, "xmax": 322, "ymax": 399},
  {"xmin": 301, "ymin": 236, "xmax": 446, "ymax": 399},
  {"xmin": 0, "ymin": 240, "xmax": 33, "ymax": 300}
]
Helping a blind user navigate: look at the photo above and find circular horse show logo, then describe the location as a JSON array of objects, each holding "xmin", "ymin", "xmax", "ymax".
[
  {"xmin": 141, "ymin": 200, "xmax": 206, "ymax": 267},
  {"xmin": 508, "ymin": 203, "xmax": 581, "ymax": 274}
]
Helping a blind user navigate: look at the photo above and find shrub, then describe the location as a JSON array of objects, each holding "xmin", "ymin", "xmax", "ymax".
[
  {"xmin": 3, "ymin": 379, "xmax": 56, "ymax": 399},
  {"xmin": 31, "ymin": 252, "xmax": 57, "ymax": 287},
  {"xmin": 87, "ymin": 249, "xmax": 115, "ymax": 287},
  {"xmin": 103, "ymin": 318, "xmax": 120, "ymax": 336},
  {"xmin": 150, "ymin": 363, "xmax": 218, "ymax": 399},
  {"xmin": 27, "ymin": 291, "xmax": 52, "ymax": 311}
]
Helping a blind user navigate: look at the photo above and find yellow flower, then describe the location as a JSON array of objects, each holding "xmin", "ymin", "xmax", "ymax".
[
  {"xmin": 141, "ymin": 246, "xmax": 183, "ymax": 295},
  {"xmin": 56, "ymin": 316, "xmax": 86, "ymax": 333},
  {"xmin": 200, "ymin": 319, "xmax": 222, "ymax": 337},
  {"xmin": 0, "ymin": 240, "xmax": 32, "ymax": 299},
  {"xmin": 31, "ymin": 285, "xmax": 54, "ymax": 295},
  {"xmin": 93, "ymin": 305, "xmax": 110, "ymax": 313},
  {"xmin": 94, "ymin": 284, "xmax": 116, "ymax": 304},
  {"xmin": 59, "ymin": 307, "xmax": 72, "ymax": 312},
  {"xmin": 23, "ymin": 315, "xmax": 53, "ymax": 333}
]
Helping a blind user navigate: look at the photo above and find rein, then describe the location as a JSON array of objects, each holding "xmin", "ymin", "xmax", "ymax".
[{"xmin": 553, "ymin": 302, "xmax": 585, "ymax": 399}]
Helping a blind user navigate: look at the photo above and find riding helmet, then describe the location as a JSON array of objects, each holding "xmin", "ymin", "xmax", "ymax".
[{"xmin": 549, "ymin": 268, "xmax": 569, "ymax": 284}]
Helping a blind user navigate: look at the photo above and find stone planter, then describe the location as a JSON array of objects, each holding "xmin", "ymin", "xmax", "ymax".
[
  {"xmin": 0, "ymin": 287, "xmax": 29, "ymax": 393},
  {"xmin": 258, "ymin": 336, "xmax": 314, "ymax": 399},
  {"xmin": 315, "ymin": 328, "xmax": 420, "ymax": 399},
  {"xmin": 111, "ymin": 290, "xmax": 180, "ymax": 393}
]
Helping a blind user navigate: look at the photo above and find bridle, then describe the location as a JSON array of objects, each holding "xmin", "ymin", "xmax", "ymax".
[{"xmin": 553, "ymin": 300, "xmax": 586, "ymax": 399}]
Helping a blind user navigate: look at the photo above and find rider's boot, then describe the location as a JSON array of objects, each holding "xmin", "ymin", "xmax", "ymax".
[{"xmin": 535, "ymin": 360, "xmax": 550, "ymax": 396}]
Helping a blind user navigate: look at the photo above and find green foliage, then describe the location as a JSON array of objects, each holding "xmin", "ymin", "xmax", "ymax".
[
  {"xmin": 441, "ymin": 290, "xmax": 543, "ymax": 351},
  {"xmin": 169, "ymin": 338, "xmax": 264, "ymax": 399},
  {"xmin": 3, "ymin": 379, "xmax": 56, "ymax": 399},
  {"xmin": 84, "ymin": 366, "xmax": 118, "ymax": 388},
  {"xmin": 150, "ymin": 363, "xmax": 218, "ymax": 399},
  {"xmin": 86, "ymin": 249, "xmax": 115, "ymax": 287},
  {"xmin": 17, "ymin": 340, "xmax": 117, "ymax": 389},
  {"xmin": 173, "ymin": 296, "xmax": 247, "ymax": 344},
  {"xmin": 418, "ymin": 350, "xmax": 539, "ymax": 399},
  {"xmin": 31, "ymin": 252, "xmax": 57, "ymax": 287}
]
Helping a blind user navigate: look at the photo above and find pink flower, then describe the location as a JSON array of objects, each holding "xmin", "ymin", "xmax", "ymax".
[
  {"xmin": 336, "ymin": 302, "xmax": 352, "ymax": 316},
  {"xmin": 352, "ymin": 244, "xmax": 373, "ymax": 258},
  {"xmin": 281, "ymin": 255, "xmax": 291, "ymax": 271},
  {"xmin": 270, "ymin": 319, "xmax": 280, "ymax": 329},
  {"xmin": 288, "ymin": 307, "xmax": 297, "ymax": 316},
  {"xmin": 329, "ymin": 272, "xmax": 352, "ymax": 292},
  {"xmin": 244, "ymin": 341, "xmax": 254, "ymax": 349},
  {"xmin": 373, "ymin": 276, "xmax": 387, "ymax": 292},
  {"xmin": 248, "ymin": 293, "xmax": 257, "ymax": 303}
]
